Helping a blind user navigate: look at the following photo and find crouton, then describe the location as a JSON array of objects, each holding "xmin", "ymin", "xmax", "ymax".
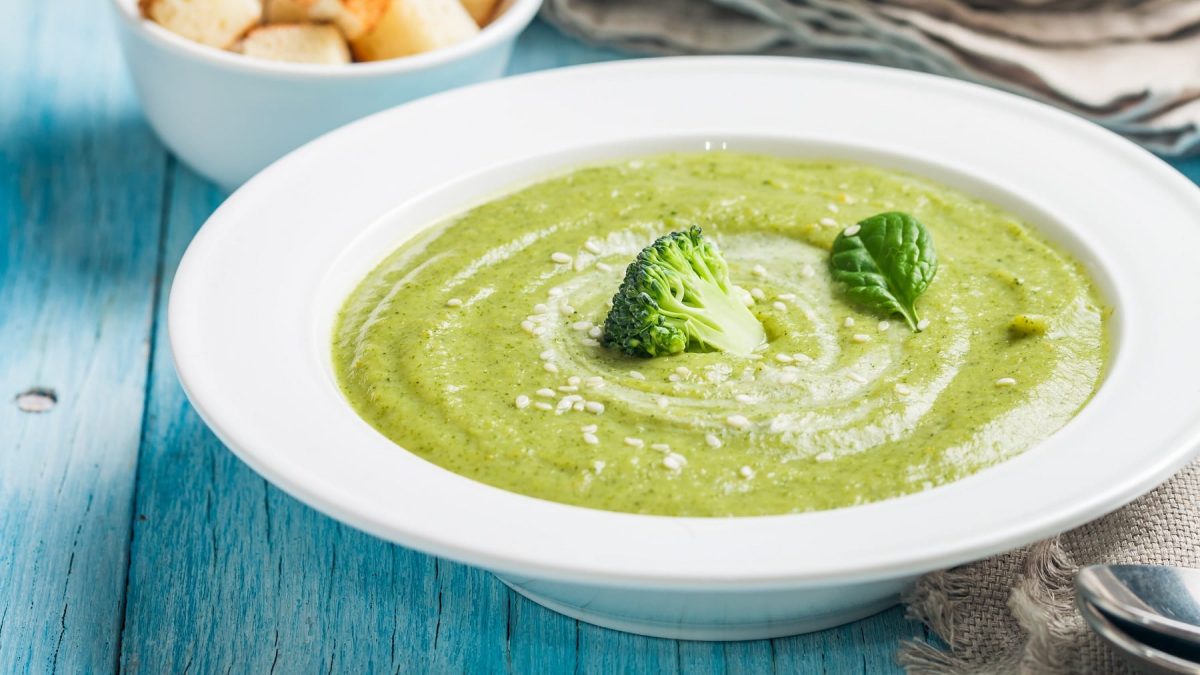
[
  {"xmin": 263, "ymin": 0, "xmax": 387, "ymax": 40},
  {"xmin": 236, "ymin": 23, "xmax": 351, "ymax": 64},
  {"xmin": 140, "ymin": 0, "xmax": 263, "ymax": 49},
  {"xmin": 350, "ymin": 0, "xmax": 479, "ymax": 61},
  {"xmin": 459, "ymin": 0, "xmax": 499, "ymax": 26}
]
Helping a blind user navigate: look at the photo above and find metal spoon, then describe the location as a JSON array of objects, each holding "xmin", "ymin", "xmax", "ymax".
[
  {"xmin": 1076, "ymin": 565, "xmax": 1200, "ymax": 650},
  {"xmin": 1077, "ymin": 596, "xmax": 1200, "ymax": 674}
]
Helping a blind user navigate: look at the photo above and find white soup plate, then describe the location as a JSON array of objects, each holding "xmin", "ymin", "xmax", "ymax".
[{"xmin": 169, "ymin": 57, "xmax": 1200, "ymax": 640}]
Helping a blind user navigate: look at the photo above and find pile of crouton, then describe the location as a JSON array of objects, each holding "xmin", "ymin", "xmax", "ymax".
[{"xmin": 139, "ymin": 0, "xmax": 502, "ymax": 65}]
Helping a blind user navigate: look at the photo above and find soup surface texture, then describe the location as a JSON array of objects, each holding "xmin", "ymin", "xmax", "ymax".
[{"xmin": 333, "ymin": 153, "xmax": 1109, "ymax": 516}]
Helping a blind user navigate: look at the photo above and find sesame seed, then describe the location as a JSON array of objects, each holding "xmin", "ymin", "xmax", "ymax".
[
  {"xmin": 567, "ymin": 376, "xmax": 581, "ymax": 386},
  {"xmin": 558, "ymin": 385, "xmax": 579, "ymax": 393},
  {"xmin": 827, "ymin": 203, "xmax": 840, "ymax": 213},
  {"xmin": 995, "ymin": 377, "xmax": 1017, "ymax": 387},
  {"xmin": 775, "ymin": 354, "xmax": 793, "ymax": 363},
  {"xmin": 917, "ymin": 319, "xmax": 931, "ymax": 330},
  {"xmin": 548, "ymin": 287, "xmax": 564, "ymax": 297},
  {"xmin": 585, "ymin": 401, "xmax": 605, "ymax": 414},
  {"xmin": 588, "ymin": 326, "xmax": 602, "ymax": 339},
  {"xmin": 593, "ymin": 460, "xmax": 606, "ymax": 474},
  {"xmin": 533, "ymin": 304, "xmax": 549, "ymax": 314},
  {"xmin": 895, "ymin": 383, "xmax": 912, "ymax": 395},
  {"xmin": 629, "ymin": 371, "xmax": 646, "ymax": 381},
  {"xmin": 544, "ymin": 363, "xmax": 559, "ymax": 374},
  {"xmin": 739, "ymin": 466, "xmax": 755, "ymax": 479},
  {"xmin": 792, "ymin": 353, "xmax": 812, "ymax": 363},
  {"xmin": 536, "ymin": 388, "xmax": 556, "ymax": 397},
  {"xmin": 446, "ymin": 298, "xmax": 463, "ymax": 307},
  {"xmin": 572, "ymin": 321, "xmax": 593, "ymax": 331},
  {"xmin": 819, "ymin": 217, "xmax": 838, "ymax": 228},
  {"xmin": 581, "ymin": 424, "xmax": 598, "ymax": 433},
  {"xmin": 800, "ymin": 264, "xmax": 815, "ymax": 277},
  {"xmin": 581, "ymin": 338, "xmax": 600, "ymax": 347},
  {"xmin": 773, "ymin": 301, "xmax": 787, "ymax": 311},
  {"xmin": 562, "ymin": 304, "xmax": 576, "ymax": 314},
  {"xmin": 852, "ymin": 333, "xmax": 871, "ymax": 343},
  {"xmin": 595, "ymin": 262, "xmax": 612, "ymax": 272},
  {"xmin": 534, "ymin": 402, "xmax": 554, "ymax": 411},
  {"xmin": 843, "ymin": 317, "xmax": 855, "ymax": 327},
  {"xmin": 878, "ymin": 321, "xmax": 891, "ymax": 331},
  {"xmin": 816, "ymin": 452, "xmax": 834, "ymax": 462},
  {"xmin": 583, "ymin": 433, "xmax": 599, "ymax": 445},
  {"xmin": 662, "ymin": 453, "xmax": 687, "ymax": 471},
  {"xmin": 668, "ymin": 374, "xmax": 681, "ymax": 382},
  {"xmin": 752, "ymin": 264, "xmax": 768, "ymax": 278},
  {"xmin": 675, "ymin": 366, "xmax": 691, "ymax": 377},
  {"xmin": 843, "ymin": 224, "xmax": 861, "ymax": 236},
  {"xmin": 734, "ymin": 394, "xmax": 754, "ymax": 403},
  {"xmin": 656, "ymin": 397, "xmax": 669, "ymax": 408},
  {"xmin": 750, "ymin": 287, "xmax": 766, "ymax": 300},
  {"xmin": 585, "ymin": 376, "xmax": 605, "ymax": 388},
  {"xmin": 726, "ymin": 414, "xmax": 752, "ymax": 429},
  {"xmin": 778, "ymin": 293, "xmax": 797, "ymax": 302},
  {"xmin": 584, "ymin": 241, "xmax": 602, "ymax": 254},
  {"xmin": 520, "ymin": 320, "xmax": 535, "ymax": 333},
  {"xmin": 624, "ymin": 437, "xmax": 644, "ymax": 447},
  {"xmin": 651, "ymin": 443, "xmax": 671, "ymax": 452},
  {"xmin": 779, "ymin": 372, "xmax": 798, "ymax": 384},
  {"xmin": 551, "ymin": 252, "xmax": 572, "ymax": 264},
  {"xmin": 531, "ymin": 326, "xmax": 546, "ymax": 336},
  {"xmin": 706, "ymin": 433, "xmax": 722, "ymax": 448},
  {"xmin": 515, "ymin": 395, "xmax": 530, "ymax": 409},
  {"xmin": 847, "ymin": 372, "xmax": 868, "ymax": 384}
]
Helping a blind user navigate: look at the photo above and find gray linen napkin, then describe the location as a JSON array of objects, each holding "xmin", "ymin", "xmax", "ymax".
[
  {"xmin": 900, "ymin": 460, "xmax": 1200, "ymax": 673},
  {"xmin": 541, "ymin": 0, "xmax": 1200, "ymax": 155}
]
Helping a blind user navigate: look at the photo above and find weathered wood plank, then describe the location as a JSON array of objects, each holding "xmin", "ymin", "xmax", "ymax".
[
  {"xmin": 0, "ymin": 0, "xmax": 168, "ymax": 672},
  {"xmin": 679, "ymin": 638, "xmax": 775, "ymax": 674},
  {"xmin": 507, "ymin": 593, "xmax": 578, "ymax": 674},
  {"xmin": 118, "ymin": 165, "xmax": 520, "ymax": 674},
  {"xmin": 772, "ymin": 606, "xmax": 924, "ymax": 674},
  {"xmin": 577, "ymin": 624, "xmax": 680, "ymax": 674}
]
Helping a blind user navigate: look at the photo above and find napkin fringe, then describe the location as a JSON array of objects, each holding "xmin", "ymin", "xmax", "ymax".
[
  {"xmin": 899, "ymin": 539, "xmax": 1081, "ymax": 674},
  {"xmin": 1010, "ymin": 540, "xmax": 1080, "ymax": 673}
]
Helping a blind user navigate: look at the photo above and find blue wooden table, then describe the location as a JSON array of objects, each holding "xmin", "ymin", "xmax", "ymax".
[{"xmin": 4, "ymin": 1, "xmax": 1199, "ymax": 672}]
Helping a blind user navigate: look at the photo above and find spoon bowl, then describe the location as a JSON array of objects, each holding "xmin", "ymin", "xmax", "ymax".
[
  {"xmin": 1077, "ymin": 596, "xmax": 1200, "ymax": 674},
  {"xmin": 1077, "ymin": 565, "xmax": 1200, "ymax": 651}
]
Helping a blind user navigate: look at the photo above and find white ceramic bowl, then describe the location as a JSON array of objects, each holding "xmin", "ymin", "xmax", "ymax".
[
  {"xmin": 169, "ymin": 57, "xmax": 1200, "ymax": 640},
  {"xmin": 109, "ymin": 0, "xmax": 541, "ymax": 190}
]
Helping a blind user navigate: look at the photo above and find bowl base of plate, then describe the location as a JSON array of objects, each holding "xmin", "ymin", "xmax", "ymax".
[{"xmin": 497, "ymin": 575, "xmax": 903, "ymax": 640}]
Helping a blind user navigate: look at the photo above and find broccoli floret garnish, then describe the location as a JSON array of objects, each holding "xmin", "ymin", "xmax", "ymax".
[{"xmin": 601, "ymin": 226, "xmax": 766, "ymax": 358}]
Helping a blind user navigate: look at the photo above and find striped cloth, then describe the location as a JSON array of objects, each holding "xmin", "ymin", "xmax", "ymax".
[{"xmin": 542, "ymin": 0, "xmax": 1200, "ymax": 155}]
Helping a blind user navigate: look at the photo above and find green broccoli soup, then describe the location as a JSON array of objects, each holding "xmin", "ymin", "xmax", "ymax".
[{"xmin": 333, "ymin": 153, "xmax": 1109, "ymax": 517}]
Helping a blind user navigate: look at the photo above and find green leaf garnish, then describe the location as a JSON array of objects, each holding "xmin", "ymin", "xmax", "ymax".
[{"xmin": 829, "ymin": 212, "xmax": 938, "ymax": 332}]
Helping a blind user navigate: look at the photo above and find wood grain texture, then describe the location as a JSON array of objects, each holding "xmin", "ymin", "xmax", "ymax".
[
  {"xmin": 6, "ymin": 1, "xmax": 1199, "ymax": 672},
  {"xmin": 0, "ymin": 0, "xmax": 169, "ymax": 672}
]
